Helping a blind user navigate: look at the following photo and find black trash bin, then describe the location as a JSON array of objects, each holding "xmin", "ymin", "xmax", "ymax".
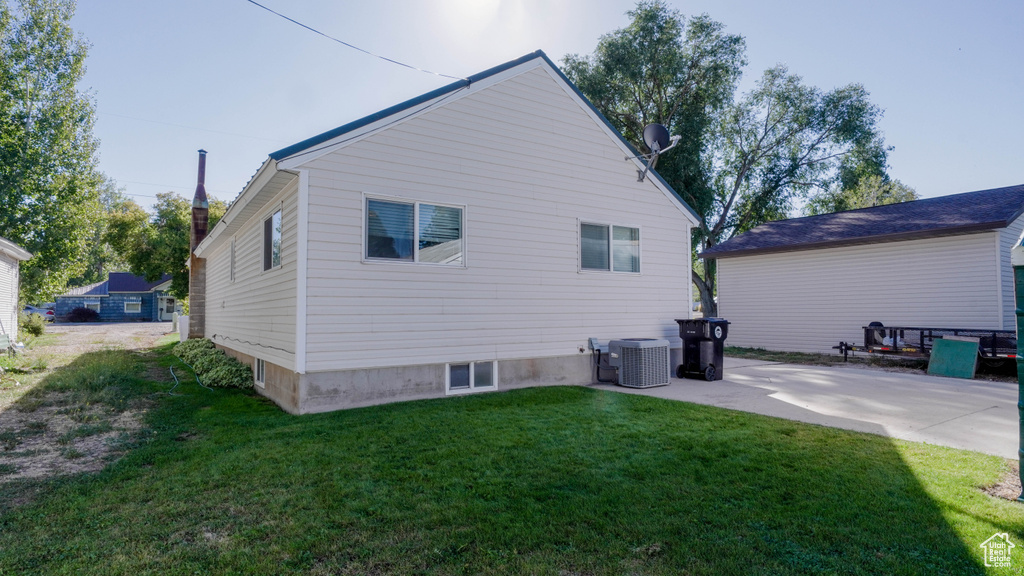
[{"xmin": 675, "ymin": 318, "xmax": 730, "ymax": 381}]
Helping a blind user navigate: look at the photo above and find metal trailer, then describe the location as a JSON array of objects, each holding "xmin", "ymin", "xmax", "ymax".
[{"xmin": 834, "ymin": 323, "xmax": 1017, "ymax": 364}]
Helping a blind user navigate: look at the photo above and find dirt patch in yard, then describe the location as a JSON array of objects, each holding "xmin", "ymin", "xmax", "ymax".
[
  {"xmin": 981, "ymin": 460, "xmax": 1023, "ymax": 502},
  {"xmin": 0, "ymin": 322, "xmax": 172, "ymax": 490}
]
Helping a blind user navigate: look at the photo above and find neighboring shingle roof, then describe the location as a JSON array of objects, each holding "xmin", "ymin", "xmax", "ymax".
[
  {"xmin": 107, "ymin": 272, "xmax": 171, "ymax": 292},
  {"xmin": 61, "ymin": 280, "xmax": 108, "ymax": 297},
  {"xmin": 701, "ymin": 184, "xmax": 1024, "ymax": 259},
  {"xmin": 59, "ymin": 273, "xmax": 171, "ymax": 298}
]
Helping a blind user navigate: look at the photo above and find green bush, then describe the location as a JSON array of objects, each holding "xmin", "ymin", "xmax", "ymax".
[
  {"xmin": 172, "ymin": 338, "xmax": 215, "ymax": 366},
  {"xmin": 172, "ymin": 338, "xmax": 252, "ymax": 389},
  {"xmin": 18, "ymin": 312, "xmax": 45, "ymax": 337},
  {"xmin": 66, "ymin": 307, "xmax": 99, "ymax": 322}
]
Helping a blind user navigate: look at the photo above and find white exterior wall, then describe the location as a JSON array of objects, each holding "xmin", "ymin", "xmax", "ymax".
[
  {"xmin": 0, "ymin": 254, "xmax": 17, "ymax": 338},
  {"xmin": 204, "ymin": 181, "xmax": 299, "ymax": 370},
  {"xmin": 717, "ymin": 232, "xmax": 1002, "ymax": 354},
  {"xmin": 300, "ymin": 66, "xmax": 693, "ymax": 372},
  {"xmin": 998, "ymin": 214, "xmax": 1024, "ymax": 329}
]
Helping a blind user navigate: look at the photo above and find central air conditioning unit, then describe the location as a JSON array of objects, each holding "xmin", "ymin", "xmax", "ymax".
[{"xmin": 607, "ymin": 338, "xmax": 670, "ymax": 388}]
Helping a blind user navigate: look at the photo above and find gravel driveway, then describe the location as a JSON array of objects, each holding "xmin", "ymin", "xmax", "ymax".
[{"xmin": 45, "ymin": 321, "xmax": 175, "ymax": 354}]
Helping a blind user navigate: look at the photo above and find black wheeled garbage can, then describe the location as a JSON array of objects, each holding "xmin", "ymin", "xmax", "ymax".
[{"xmin": 675, "ymin": 318, "xmax": 730, "ymax": 381}]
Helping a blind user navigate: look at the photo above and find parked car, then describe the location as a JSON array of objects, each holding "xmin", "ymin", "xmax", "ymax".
[{"xmin": 23, "ymin": 305, "xmax": 55, "ymax": 321}]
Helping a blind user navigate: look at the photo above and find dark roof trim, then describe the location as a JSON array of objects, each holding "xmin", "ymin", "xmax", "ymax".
[
  {"xmin": 700, "ymin": 221, "xmax": 1004, "ymax": 259},
  {"xmin": 267, "ymin": 50, "xmax": 699, "ymax": 221}
]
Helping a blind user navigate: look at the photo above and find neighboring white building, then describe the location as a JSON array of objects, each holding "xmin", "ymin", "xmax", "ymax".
[
  {"xmin": 0, "ymin": 237, "xmax": 32, "ymax": 340},
  {"xmin": 702, "ymin": 184, "xmax": 1024, "ymax": 354},
  {"xmin": 192, "ymin": 51, "xmax": 699, "ymax": 414}
]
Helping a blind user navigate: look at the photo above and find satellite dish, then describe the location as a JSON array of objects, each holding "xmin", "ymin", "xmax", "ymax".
[
  {"xmin": 630, "ymin": 123, "xmax": 682, "ymax": 182},
  {"xmin": 643, "ymin": 123, "xmax": 671, "ymax": 153}
]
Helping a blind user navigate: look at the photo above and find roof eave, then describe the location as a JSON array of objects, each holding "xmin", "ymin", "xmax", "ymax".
[
  {"xmin": 194, "ymin": 159, "xmax": 298, "ymax": 258},
  {"xmin": 0, "ymin": 237, "xmax": 32, "ymax": 261},
  {"xmin": 700, "ymin": 221, "xmax": 1005, "ymax": 259}
]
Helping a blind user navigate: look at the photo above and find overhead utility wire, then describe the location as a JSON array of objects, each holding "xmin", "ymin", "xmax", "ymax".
[{"xmin": 243, "ymin": 0, "xmax": 467, "ymax": 82}]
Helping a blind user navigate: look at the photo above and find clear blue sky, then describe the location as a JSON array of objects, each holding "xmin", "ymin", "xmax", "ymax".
[{"xmin": 71, "ymin": 0, "xmax": 1023, "ymax": 210}]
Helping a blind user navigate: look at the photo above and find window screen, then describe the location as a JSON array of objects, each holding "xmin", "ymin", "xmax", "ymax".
[
  {"xmin": 612, "ymin": 226, "xmax": 640, "ymax": 273},
  {"xmin": 418, "ymin": 204, "xmax": 463, "ymax": 264},
  {"xmin": 580, "ymin": 223, "xmax": 610, "ymax": 271},
  {"xmin": 449, "ymin": 363, "xmax": 471, "ymax": 390},
  {"xmin": 366, "ymin": 199, "xmax": 414, "ymax": 260}
]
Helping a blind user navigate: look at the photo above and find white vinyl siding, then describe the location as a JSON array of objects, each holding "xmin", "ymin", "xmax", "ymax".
[
  {"xmin": 0, "ymin": 254, "xmax": 17, "ymax": 338},
  {"xmin": 998, "ymin": 214, "xmax": 1024, "ymax": 330},
  {"xmin": 717, "ymin": 232, "xmax": 1003, "ymax": 354},
  {"xmin": 302, "ymin": 66, "xmax": 692, "ymax": 372},
  {"xmin": 205, "ymin": 182, "xmax": 299, "ymax": 370}
]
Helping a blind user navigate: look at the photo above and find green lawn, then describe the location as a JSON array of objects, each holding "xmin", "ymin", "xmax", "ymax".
[{"xmin": 0, "ymin": 344, "xmax": 1021, "ymax": 575}]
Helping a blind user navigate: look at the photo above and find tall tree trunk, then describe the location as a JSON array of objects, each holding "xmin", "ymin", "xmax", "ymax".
[{"xmin": 692, "ymin": 260, "xmax": 717, "ymax": 318}]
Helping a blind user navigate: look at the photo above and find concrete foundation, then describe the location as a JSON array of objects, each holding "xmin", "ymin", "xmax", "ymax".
[
  {"xmin": 216, "ymin": 345, "xmax": 596, "ymax": 414},
  {"xmin": 217, "ymin": 345, "xmax": 301, "ymax": 413},
  {"xmin": 300, "ymin": 354, "xmax": 594, "ymax": 413}
]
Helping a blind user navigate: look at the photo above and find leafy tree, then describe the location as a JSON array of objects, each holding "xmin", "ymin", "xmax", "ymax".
[
  {"xmin": 0, "ymin": 0, "xmax": 102, "ymax": 303},
  {"xmin": 105, "ymin": 192, "xmax": 226, "ymax": 300},
  {"xmin": 565, "ymin": 1, "xmax": 888, "ymax": 317},
  {"xmin": 804, "ymin": 175, "xmax": 918, "ymax": 216},
  {"xmin": 562, "ymin": 2, "xmax": 746, "ymax": 221},
  {"xmin": 66, "ymin": 176, "xmax": 131, "ymax": 287}
]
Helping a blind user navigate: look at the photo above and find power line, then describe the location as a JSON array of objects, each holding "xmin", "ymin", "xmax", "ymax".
[
  {"xmin": 117, "ymin": 180, "xmax": 234, "ymax": 196},
  {"xmin": 98, "ymin": 111, "xmax": 289, "ymax": 144},
  {"xmin": 243, "ymin": 0, "xmax": 467, "ymax": 82}
]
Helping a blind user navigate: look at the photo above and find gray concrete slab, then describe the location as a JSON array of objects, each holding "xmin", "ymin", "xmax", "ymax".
[{"xmin": 591, "ymin": 357, "xmax": 1019, "ymax": 458}]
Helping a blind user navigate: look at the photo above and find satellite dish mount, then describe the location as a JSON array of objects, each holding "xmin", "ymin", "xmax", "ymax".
[{"xmin": 628, "ymin": 123, "xmax": 681, "ymax": 182}]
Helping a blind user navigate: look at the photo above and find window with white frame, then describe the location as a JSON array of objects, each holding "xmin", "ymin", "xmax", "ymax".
[
  {"xmin": 580, "ymin": 222, "xmax": 640, "ymax": 273},
  {"xmin": 446, "ymin": 361, "xmax": 496, "ymax": 394},
  {"xmin": 365, "ymin": 197, "xmax": 464, "ymax": 265},
  {"xmin": 263, "ymin": 209, "xmax": 282, "ymax": 271},
  {"xmin": 124, "ymin": 302, "xmax": 141, "ymax": 313},
  {"xmin": 84, "ymin": 300, "xmax": 100, "ymax": 312},
  {"xmin": 254, "ymin": 358, "xmax": 265, "ymax": 388}
]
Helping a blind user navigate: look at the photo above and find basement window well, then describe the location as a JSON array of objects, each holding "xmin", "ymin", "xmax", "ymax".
[{"xmin": 446, "ymin": 361, "xmax": 496, "ymax": 395}]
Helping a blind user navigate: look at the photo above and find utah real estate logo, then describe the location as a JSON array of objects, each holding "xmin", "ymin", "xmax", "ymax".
[{"xmin": 979, "ymin": 533, "xmax": 1015, "ymax": 568}]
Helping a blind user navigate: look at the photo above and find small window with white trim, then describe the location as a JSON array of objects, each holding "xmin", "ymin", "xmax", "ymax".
[
  {"xmin": 446, "ymin": 361, "xmax": 496, "ymax": 394},
  {"xmin": 84, "ymin": 300, "xmax": 100, "ymax": 312},
  {"xmin": 124, "ymin": 302, "xmax": 141, "ymax": 314},
  {"xmin": 254, "ymin": 358, "xmax": 265, "ymax": 388},
  {"xmin": 580, "ymin": 222, "xmax": 640, "ymax": 273},
  {"xmin": 365, "ymin": 197, "xmax": 464, "ymax": 265}
]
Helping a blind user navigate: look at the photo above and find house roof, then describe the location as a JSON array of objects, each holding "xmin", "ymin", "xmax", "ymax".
[
  {"xmin": 61, "ymin": 280, "xmax": 107, "ymax": 297},
  {"xmin": 196, "ymin": 50, "xmax": 699, "ymax": 258},
  {"xmin": 0, "ymin": 237, "xmax": 31, "ymax": 261},
  {"xmin": 108, "ymin": 272, "xmax": 172, "ymax": 292},
  {"xmin": 701, "ymin": 183, "xmax": 1024, "ymax": 259},
  {"xmin": 59, "ymin": 272, "xmax": 171, "ymax": 298}
]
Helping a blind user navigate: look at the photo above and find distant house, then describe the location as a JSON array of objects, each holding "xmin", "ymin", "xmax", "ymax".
[
  {"xmin": 57, "ymin": 272, "xmax": 176, "ymax": 322},
  {"xmin": 0, "ymin": 237, "xmax": 32, "ymax": 339},
  {"xmin": 701, "ymin": 184, "xmax": 1024, "ymax": 353},
  {"xmin": 189, "ymin": 50, "xmax": 700, "ymax": 414}
]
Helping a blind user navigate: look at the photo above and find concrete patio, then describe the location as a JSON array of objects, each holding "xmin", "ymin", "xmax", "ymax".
[{"xmin": 591, "ymin": 357, "xmax": 1019, "ymax": 459}]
